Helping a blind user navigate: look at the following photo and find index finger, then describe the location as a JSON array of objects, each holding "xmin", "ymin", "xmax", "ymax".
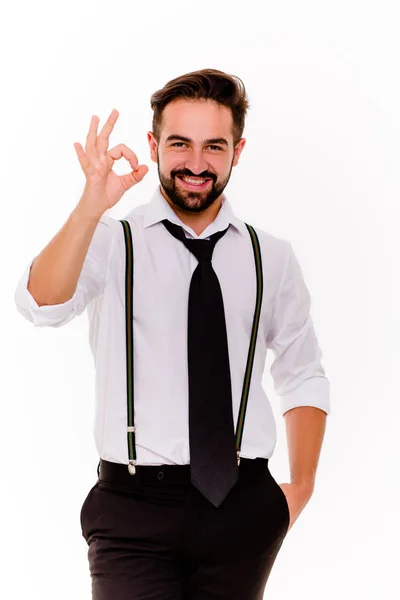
[{"xmin": 97, "ymin": 108, "xmax": 119, "ymax": 154}]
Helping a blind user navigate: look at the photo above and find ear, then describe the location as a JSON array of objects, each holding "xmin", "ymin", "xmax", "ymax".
[
  {"xmin": 232, "ymin": 138, "xmax": 246, "ymax": 167},
  {"xmin": 147, "ymin": 132, "xmax": 158, "ymax": 164}
]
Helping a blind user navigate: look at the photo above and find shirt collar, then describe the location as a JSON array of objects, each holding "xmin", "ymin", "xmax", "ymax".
[{"xmin": 143, "ymin": 185, "xmax": 247, "ymax": 239}]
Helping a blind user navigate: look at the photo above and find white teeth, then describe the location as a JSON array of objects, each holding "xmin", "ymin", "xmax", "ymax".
[{"xmin": 181, "ymin": 176, "xmax": 207, "ymax": 185}]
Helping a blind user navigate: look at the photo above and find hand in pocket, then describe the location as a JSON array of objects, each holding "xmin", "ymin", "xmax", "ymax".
[{"xmin": 278, "ymin": 482, "xmax": 313, "ymax": 531}]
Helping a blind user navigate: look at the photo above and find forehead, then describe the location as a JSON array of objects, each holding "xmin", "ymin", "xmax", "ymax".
[{"xmin": 160, "ymin": 98, "xmax": 233, "ymax": 141}]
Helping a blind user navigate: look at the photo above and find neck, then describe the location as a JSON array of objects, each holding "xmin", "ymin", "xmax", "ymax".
[{"xmin": 160, "ymin": 186, "xmax": 223, "ymax": 237}]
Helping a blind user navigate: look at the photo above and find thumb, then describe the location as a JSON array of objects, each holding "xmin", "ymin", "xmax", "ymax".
[
  {"xmin": 120, "ymin": 164, "xmax": 149, "ymax": 190},
  {"xmin": 133, "ymin": 164, "xmax": 149, "ymax": 179}
]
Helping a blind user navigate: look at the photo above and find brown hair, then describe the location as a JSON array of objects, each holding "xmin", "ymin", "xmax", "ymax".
[{"xmin": 150, "ymin": 68, "xmax": 250, "ymax": 147}]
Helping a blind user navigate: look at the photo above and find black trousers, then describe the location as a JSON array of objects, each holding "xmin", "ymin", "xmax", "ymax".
[{"xmin": 80, "ymin": 457, "xmax": 290, "ymax": 600}]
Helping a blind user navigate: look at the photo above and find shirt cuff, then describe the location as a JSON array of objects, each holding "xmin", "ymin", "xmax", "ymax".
[
  {"xmin": 280, "ymin": 376, "xmax": 331, "ymax": 416},
  {"xmin": 14, "ymin": 261, "xmax": 78, "ymax": 327}
]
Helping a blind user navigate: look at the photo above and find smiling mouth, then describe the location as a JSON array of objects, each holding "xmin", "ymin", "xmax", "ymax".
[{"xmin": 176, "ymin": 175, "xmax": 213, "ymax": 189}]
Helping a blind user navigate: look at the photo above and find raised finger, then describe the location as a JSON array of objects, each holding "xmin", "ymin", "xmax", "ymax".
[
  {"xmin": 85, "ymin": 115, "xmax": 99, "ymax": 157},
  {"xmin": 97, "ymin": 109, "xmax": 119, "ymax": 155},
  {"xmin": 74, "ymin": 142, "xmax": 85, "ymax": 161},
  {"xmin": 74, "ymin": 142, "xmax": 87, "ymax": 167}
]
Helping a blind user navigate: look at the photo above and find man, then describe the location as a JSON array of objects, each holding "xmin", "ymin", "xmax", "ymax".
[{"xmin": 15, "ymin": 68, "xmax": 330, "ymax": 599}]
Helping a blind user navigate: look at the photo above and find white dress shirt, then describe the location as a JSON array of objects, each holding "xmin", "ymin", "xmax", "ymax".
[{"xmin": 15, "ymin": 186, "xmax": 331, "ymax": 466}]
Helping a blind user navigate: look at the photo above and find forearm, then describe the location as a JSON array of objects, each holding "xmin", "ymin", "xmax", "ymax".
[
  {"xmin": 283, "ymin": 406, "xmax": 327, "ymax": 492},
  {"xmin": 27, "ymin": 199, "xmax": 102, "ymax": 306}
]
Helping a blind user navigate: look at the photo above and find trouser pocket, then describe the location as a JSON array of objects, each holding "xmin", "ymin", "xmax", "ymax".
[
  {"xmin": 80, "ymin": 481, "xmax": 100, "ymax": 539},
  {"xmin": 261, "ymin": 468, "xmax": 290, "ymax": 536},
  {"xmin": 272, "ymin": 477, "xmax": 290, "ymax": 534}
]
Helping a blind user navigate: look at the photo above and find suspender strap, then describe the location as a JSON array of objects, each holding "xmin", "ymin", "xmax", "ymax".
[
  {"xmin": 120, "ymin": 219, "xmax": 137, "ymax": 474},
  {"xmin": 237, "ymin": 224, "xmax": 263, "ymax": 458},
  {"xmin": 119, "ymin": 219, "xmax": 263, "ymax": 473}
]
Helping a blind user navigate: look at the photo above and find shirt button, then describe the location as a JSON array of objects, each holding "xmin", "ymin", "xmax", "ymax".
[{"xmin": 157, "ymin": 471, "xmax": 164, "ymax": 480}]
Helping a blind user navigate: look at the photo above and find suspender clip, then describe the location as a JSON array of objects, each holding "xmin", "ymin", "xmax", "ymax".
[{"xmin": 128, "ymin": 460, "xmax": 136, "ymax": 475}]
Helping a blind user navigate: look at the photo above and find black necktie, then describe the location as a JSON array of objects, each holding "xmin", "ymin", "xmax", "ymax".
[{"xmin": 162, "ymin": 219, "xmax": 239, "ymax": 508}]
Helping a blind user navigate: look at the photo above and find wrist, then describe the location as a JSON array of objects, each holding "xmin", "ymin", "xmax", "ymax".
[
  {"xmin": 72, "ymin": 203, "xmax": 104, "ymax": 224},
  {"xmin": 291, "ymin": 477, "xmax": 315, "ymax": 496}
]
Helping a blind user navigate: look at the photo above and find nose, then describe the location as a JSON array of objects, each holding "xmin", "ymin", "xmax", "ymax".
[{"xmin": 184, "ymin": 149, "xmax": 209, "ymax": 176}]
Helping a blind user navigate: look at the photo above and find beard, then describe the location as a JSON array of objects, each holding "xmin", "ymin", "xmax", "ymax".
[{"xmin": 157, "ymin": 156, "xmax": 234, "ymax": 214}]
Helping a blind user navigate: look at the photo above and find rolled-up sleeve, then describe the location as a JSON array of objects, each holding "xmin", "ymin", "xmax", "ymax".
[
  {"xmin": 267, "ymin": 241, "xmax": 331, "ymax": 416},
  {"xmin": 14, "ymin": 215, "xmax": 116, "ymax": 328}
]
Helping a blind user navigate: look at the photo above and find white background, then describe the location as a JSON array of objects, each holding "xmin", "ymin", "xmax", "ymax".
[{"xmin": 2, "ymin": 0, "xmax": 399, "ymax": 598}]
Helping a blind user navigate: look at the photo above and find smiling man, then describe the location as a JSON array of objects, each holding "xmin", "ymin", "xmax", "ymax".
[
  {"xmin": 15, "ymin": 68, "xmax": 330, "ymax": 600},
  {"xmin": 150, "ymin": 97, "xmax": 245, "ymax": 234}
]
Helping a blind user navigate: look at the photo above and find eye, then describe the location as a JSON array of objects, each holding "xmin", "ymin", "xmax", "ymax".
[{"xmin": 170, "ymin": 142, "xmax": 222, "ymax": 151}]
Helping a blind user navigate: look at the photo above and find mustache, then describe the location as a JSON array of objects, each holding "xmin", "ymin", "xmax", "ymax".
[{"xmin": 172, "ymin": 170, "xmax": 216, "ymax": 181}]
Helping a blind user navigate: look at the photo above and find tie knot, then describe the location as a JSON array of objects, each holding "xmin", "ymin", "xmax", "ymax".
[
  {"xmin": 162, "ymin": 219, "xmax": 229, "ymax": 262},
  {"xmin": 184, "ymin": 238, "xmax": 215, "ymax": 262}
]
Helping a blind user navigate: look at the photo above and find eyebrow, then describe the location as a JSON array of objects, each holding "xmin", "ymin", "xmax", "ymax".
[{"xmin": 165, "ymin": 135, "xmax": 229, "ymax": 147}]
